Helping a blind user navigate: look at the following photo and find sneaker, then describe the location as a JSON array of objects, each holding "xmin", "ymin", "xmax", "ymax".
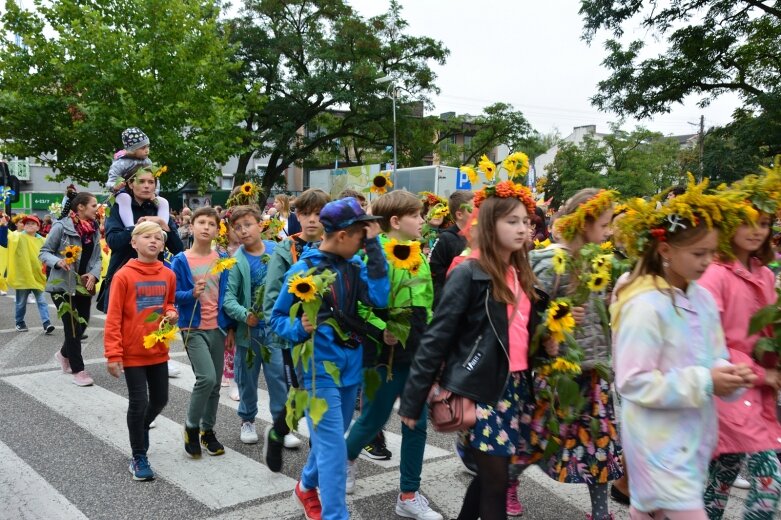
[
  {"xmin": 292, "ymin": 481, "xmax": 322, "ymax": 520},
  {"xmin": 80, "ymin": 333, "xmax": 88, "ymax": 340},
  {"xmin": 72, "ymin": 371, "xmax": 94, "ymax": 386},
  {"xmin": 128, "ymin": 454, "xmax": 155, "ymax": 481},
  {"xmin": 346, "ymin": 459, "xmax": 357, "ymax": 494},
  {"xmin": 149, "ymin": 421, "xmax": 157, "ymax": 429},
  {"xmin": 610, "ymin": 484, "xmax": 630, "ymax": 505},
  {"xmin": 264, "ymin": 425, "xmax": 284, "ymax": 472},
  {"xmin": 395, "ymin": 491, "xmax": 443, "ymax": 520},
  {"xmin": 240, "ymin": 421, "xmax": 258, "ymax": 444},
  {"xmin": 284, "ymin": 433, "xmax": 303, "ymax": 449},
  {"xmin": 200, "ymin": 430, "xmax": 225, "ymax": 456},
  {"xmin": 362, "ymin": 432, "xmax": 392, "ymax": 460},
  {"xmin": 506, "ymin": 481, "xmax": 523, "ymax": 516},
  {"xmin": 15, "ymin": 323, "xmax": 28, "ymax": 332},
  {"xmin": 55, "ymin": 351, "xmax": 73, "ymax": 374},
  {"xmin": 733, "ymin": 474, "xmax": 751, "ymax": 489},
  {"xmin": 167, "ymin": 361, "xmax": 181, "ymax": 378},
  {"xmin": 183, "ymin": 426, "xmax": 202, "ymax": 458},
  {"xmin": 44, "ymin": 323, "xmax": 55, "ymax": 335}
]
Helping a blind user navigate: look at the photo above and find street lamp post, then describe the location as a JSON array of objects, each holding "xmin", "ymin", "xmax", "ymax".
[{"xmin": 376, "ymin": 75, "xmax": 398, "ymax": 185}]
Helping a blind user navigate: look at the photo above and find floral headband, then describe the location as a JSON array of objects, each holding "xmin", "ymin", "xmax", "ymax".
[
  {"xmin": 721, "ymin": 155, "xmax": 781, "ymax": 216},
  {"xmin": 554, "ymin": 190, "xmax": 618, "ymax": 242},
  {"xmin": 461, "ymin": 152, "xmax": 535, "ymax": 215}
]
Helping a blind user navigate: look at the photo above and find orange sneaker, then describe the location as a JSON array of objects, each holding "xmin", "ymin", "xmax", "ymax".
[{"xmin": 293, "ymin": 481, "xmax": 322, "ymax": 520}]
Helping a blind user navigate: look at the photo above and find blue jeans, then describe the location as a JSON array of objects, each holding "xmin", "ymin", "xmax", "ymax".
[
  {"xmin": 301, "ymin": 384, "xmax": 360, "ymax": 520},
  {"xmin": 15, "ymin": 289, "xmax": 50, "ymax": 327},
  {"xmin": 234, "ymin": 329, "xmax": 286, "ymax": 423}
]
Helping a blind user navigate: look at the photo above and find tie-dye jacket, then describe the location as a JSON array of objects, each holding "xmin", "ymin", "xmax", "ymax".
[{"xmin": 611, "ymin": 276, "xmax": 729, "ymax": 512}]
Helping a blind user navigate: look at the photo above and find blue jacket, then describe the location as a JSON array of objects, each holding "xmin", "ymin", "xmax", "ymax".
[
  {"xmin": 222, "ymin": 242, "xmax": 277, "ymax": 348},
  {"xmin": 270, "ymin": 237, "xmax": 389, "ymax": 390},
  {"xmin": 170, "ymin": 250, "xmax": 234, "ymax": 331}
]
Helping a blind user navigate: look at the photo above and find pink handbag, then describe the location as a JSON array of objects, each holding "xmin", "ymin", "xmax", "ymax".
[{"xmin": 427, "ymin": 383, "xmax": 476, "ymax": 433}]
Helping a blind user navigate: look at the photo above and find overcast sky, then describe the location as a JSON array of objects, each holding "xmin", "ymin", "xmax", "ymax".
[{"xmin": 347, "ymin": 0, "xmax": 741, "ymax": 139}]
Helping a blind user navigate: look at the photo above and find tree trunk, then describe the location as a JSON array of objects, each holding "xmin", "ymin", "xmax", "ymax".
[{"xmin": 233, "ymin": 151, "xmax": 253, "ymax": 187}]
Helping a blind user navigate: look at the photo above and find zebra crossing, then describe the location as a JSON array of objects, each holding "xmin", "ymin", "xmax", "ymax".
[{"xmin": 0, "ymin": 293, "xmax": 752, "ymax": 519}]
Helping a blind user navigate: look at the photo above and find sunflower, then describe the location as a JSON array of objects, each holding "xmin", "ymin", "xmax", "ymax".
[
  {"xmin": 240, "ymin": 182, "xmax": 257, "ymax": 197},
  {"xmin": 210, "ymin": 257, "xmax": 237, "ymax": 275},
  {"xmin": 502, "ymin": 152, "xmax": 530, "ymax": 180},
  {"xmin": 153, "ymin": 165, "xmax": 168, "ymax": 178},
  {"xmin": 384, "ymin": 238, "xmax": 422, "ymax": 270},
  {"xmin": 587, "ymin": 272, "xmax": 610, "ymax": 292},
  {"xmin": 534, "ymin": 238, "xmax": 551, "ymax": 250},
  {"xmin": 61, "ymin": 245, "xmax": 82, "ymax": 265},
  {"xmin": 159, "ymin": 326, "xmax": 179, "ymax": 348},
  {"xmin": 552, "ymin": 248, "xmax": 568, "ymax": 275},
  {"xmin": 545, "ymin": 300, "xmax": 576, "ymax": 343},
  {"xmin": 600, "ymin": 241, "xmax": 613, "ymax": 251},
  {"xmin": 591, "ymin": 254, "xmax": 612, "ymax": 272},
  {"xmin": 219, "ymin": 220, "xmax": 227, "ymax": 237},
  {"xmin": 478, "ymin": 154, "xmax": 497, "ymax": 182},
  {"xmin": 288, "ymin": 274, "xmax": 318, "ymax": 302},
  {"xmin": 370, "ymin": 172, "xmax": 393, "ymax": 195},
  {"xmin": 143, "ymin": 331, "xmax": 162, "ymax": 349},
  {"xmin": 551, "ymin": 357, "xmax": 582, "ymax": 375},
  {"xmin": 460, "ymin": 165, "xmax": 479, "ymax": 185}
]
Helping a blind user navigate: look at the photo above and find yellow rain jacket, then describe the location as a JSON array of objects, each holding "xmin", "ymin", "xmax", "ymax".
[{"xmin": 1, "ymin": 229, "xmax": 47, "ymax": 290}]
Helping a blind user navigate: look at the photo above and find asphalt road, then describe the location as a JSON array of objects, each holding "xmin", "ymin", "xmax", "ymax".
[{"xmin": 0, "ymin": 290, "xmax": 753, "ymax": 519}]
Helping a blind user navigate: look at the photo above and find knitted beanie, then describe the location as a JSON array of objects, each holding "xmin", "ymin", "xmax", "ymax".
[{"xmin": 121, "ymin": 127, "xmax": 150, "ymax": 152}]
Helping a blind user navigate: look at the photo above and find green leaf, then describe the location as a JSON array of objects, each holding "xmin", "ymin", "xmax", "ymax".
[
  {"xmin": 245, "ymin": 348, "xmax": 256, "ymax": 370},
  {"xmin": 301, "ymin": 301, "xmax": 320, "ymax": 331},
  {"xmin": 753, "ymin": 337, "xmax": 779, "ymax": 360},
  {"xmin": 49, "ymin": 278, "xmax": 63, "ymax": 285},
  {"xmin": 75, "ymin": 285, "xmax": 90, "ymax": 296},
  {"xmin": 308, "ymin": 396, "xmax": 329, "ymax": 428},
  {"xmin": 56, "ymin": 303, "xmax": 72, "ymax": 319},
  {"xmin": 593, "ymin": 362, "xmax": 613, "ymax": 383},
  {"xmin": 322, "ymin": 318, "xmax": 351, "ymax": 341},
  {"xmin": 288, "ymin": 301, "xmax": 301, "ymax": 325},
  {"xmin": 385, "ymin": 319, "xmax": 412, "ymax": 348},
  {"xmin": 299, "ymin": 338, "xmax": 314, "ymax": 370},
  {"xmin": 323, "ymin": 360, "xmax": 341, "ymax": 386},
  {"xmin": 144, "ymin": 312, "xmax": 161, "ymax": 323},
  {"xmin": 363, "ymin": 368, "xmax": 382, "ymax": 401},
  {"xmin": 260, "ymin": 345, "xmax": 272, "ymax": 364},
  {"xmin": 749, "ymin": 305, "xmax": 777, "ymax": 335},
  {"xmin": 556, "ymin": 375, "xmax": 581, "ymax": 409},
  {"xmin": 292, "ymin": 341, "xmax": 304, "ymax": 368}
]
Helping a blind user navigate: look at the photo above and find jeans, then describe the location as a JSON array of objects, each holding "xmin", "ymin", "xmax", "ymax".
[
  {"xmin": 52, "ymin": 293, "xmax": 91, "ymax": 374},
  {"xmin": 301, "ymin": 384, "xmax": 361, "ymax": 520},
  {"xmin": 184, "ymin": 329, "xmax": 225, "ymax": 431},
  {"xmin": 345, "ymin": 365, "xmax": 427, "ymax": 492},
  {"xmin": 124, "ymin": 362, "xmax": 169, "ymax": 457},
  {"xmin": 15, "ymin": 289, "xmax": 50, "ymax": 327},
  {"xmin": 234, "ymin": 329, "xmax": 287, "ymax": 423}
]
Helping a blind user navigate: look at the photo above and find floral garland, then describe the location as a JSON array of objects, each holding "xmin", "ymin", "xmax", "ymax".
[
  {"xmin": 460, "ymin": 152, "xmax": 537, "ymax": 215},
  {"xmin": 553, "ymin": 190, "xmax": 618, "ymax": 242}
]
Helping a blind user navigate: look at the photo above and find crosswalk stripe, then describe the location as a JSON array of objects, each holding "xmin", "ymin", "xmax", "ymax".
[
  {"xmin": 2, "ymin": 369, "xmax": 297, "ymax": 509},
  {"xmin": 0, "ymin": 439, "xmax": 89, "ymax": 520},
  {"xmin": 167, "ymin": 359, "xmax": 452, "ymax": 469}
]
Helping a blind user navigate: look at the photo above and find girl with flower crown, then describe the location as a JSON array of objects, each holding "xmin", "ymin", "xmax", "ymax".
[
  {"xmin": 611, "ymin": 183, "xmax": 756, "ymax": 519},
  {"xmin": 529, "ymin": 188, "xmax": 623, "ymax": 520},
  {"xmin": 400, "ymin": 181, "xmax": 555, "ymax": 520},
  {"xmin": 698, "ymin": 176, "xmax": 781, "ymax": 519}
]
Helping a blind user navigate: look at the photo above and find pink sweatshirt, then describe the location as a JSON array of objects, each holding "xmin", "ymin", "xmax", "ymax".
[{"xmin": 699, "ymin": 259, "xmax": 781, "ymax": 456}]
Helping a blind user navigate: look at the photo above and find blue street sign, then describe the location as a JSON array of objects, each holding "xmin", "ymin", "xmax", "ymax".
[{"xmin": 456, "ymin": 168, "xmax": 472, "ymax": 190}]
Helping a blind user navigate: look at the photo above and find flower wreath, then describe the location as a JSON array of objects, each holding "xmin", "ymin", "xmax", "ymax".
[
  {"xmin": 722, "ymin": 155, "xmax": 781, "ymax": 217},
  {"xmin": 553, "ymin": 189, "xmax": 618, "ymax": 242},
  {"xmin": 462, "ymin": 153, "xmax": 536, "ymax": 215},
  {"xmin": 615, "ymin": 174, "xmax": 746, "ymax": 258}
]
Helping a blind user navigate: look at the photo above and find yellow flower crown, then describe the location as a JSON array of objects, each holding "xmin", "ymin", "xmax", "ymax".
[
  {"xmin": 722, "ymin": 155, "xmax": 781, "ymax": 216},
  {"xmin": 615, "ymin": 174, "xmax": 746, "ymax": 258},
  {"xmin": 554, "ymin": 190, "xmax": 618, "ymax": 242},
  {"xmin": 461, "ymin": 152, "xmax": 535, "ymax": 215}
]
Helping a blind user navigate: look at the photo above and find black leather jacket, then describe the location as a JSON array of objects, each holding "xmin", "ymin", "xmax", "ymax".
[{"xmin": 399, "ymin": 259, "xmax": 549, "ymax": 420}]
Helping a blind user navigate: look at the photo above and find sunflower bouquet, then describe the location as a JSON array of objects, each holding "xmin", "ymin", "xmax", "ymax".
[
  {"xmin": 49, "ymin": 245, "xmax": 94, "ymax": 338},
  {"xmin": 260, "ymin": 217, "xmax": 285, "ymax": 241},
  {"xmin": 143, "ymin": 315, "xmax": 180, "ymax": 350},
  {"xmin": 227, "ymin": 181, "xmax": 262, "ymax": 207},
  {"xmin": 284, "ymin": 268, "xmax": 339, "ymax": 429}
]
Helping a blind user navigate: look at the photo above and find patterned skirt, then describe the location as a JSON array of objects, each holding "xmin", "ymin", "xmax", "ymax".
[
  {"xmin": 531, "ymin": 370, "xmax": 624, "ymax": 484},
  {"xmin": 468, "ymin": 372, "xmax": 540, "ymax": 462}
]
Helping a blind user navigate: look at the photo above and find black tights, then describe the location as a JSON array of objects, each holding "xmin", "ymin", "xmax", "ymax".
[
  {"xmin": 124, "ymin": 362, "xmax": 169, "ymax": 456},
  {"xmin": 457, "ymin": 449, "xmax": 509, "ymax": 520}
]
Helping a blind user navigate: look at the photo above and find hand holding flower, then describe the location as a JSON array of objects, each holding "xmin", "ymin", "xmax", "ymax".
[
  {"xmin": 571, "ymin": 305, "xmax": 586, "ymax": 325},
  {"xmin": 301, "ymin": 313, "xmax": 315, "ymax": 334},
  {"xmin": 193, "ymin": 278, "xmax": 206, "ymax": 299}
]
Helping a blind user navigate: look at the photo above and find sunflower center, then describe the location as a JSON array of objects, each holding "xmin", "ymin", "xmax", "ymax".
[
  {"xmin": 553, "ymin": 305, "xmax": 570, "ymax": 320},
  {"xmin": 393, "ymin": 244, "xmax": 411, "ymax": 260},
  {"xmin": 374, "ymin": 176, "xmax": 387, "ymax": 187},
  {"xmin": 296, "ymin": 282, "xmax": 313, "ymax": 294},
  {"xmin": 65, "ymin": 252, "xmax": 74, "ymax": 258}
]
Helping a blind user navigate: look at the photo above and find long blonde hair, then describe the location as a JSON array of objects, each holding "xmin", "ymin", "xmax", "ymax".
[{"xmin": 275, "ymin": 194, "xmax": 291, "ymax": 218}]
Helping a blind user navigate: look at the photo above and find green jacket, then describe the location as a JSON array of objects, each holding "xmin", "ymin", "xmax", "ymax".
[{"xmin": 223, "ymin": 243, "xmax": 274, "ymax": 348}]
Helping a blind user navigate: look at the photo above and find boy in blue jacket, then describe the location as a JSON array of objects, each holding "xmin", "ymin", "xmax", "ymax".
[
  {"xmin": 270, "ymin": 197, "xmax": 388, "ymax": 520},
  {"xmin": 170, "ymin": 207, "xmax": 235, "ymax": 457}
]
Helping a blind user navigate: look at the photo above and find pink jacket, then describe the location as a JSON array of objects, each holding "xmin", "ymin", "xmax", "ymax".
[{"xmin": 700, "ymin": 259, "xmax": 781, "ymax": 456}]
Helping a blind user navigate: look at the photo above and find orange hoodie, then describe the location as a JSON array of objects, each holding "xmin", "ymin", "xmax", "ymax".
[{"xmin": 104, "ymin": 259, "xmax": 177, "ymax": 367}]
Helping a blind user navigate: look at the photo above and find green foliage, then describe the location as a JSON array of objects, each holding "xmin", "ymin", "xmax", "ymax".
[
  {"xmin": 362, "ymin": 368, "xmax": 382, "ymax": 401},
  {"xmin": 226, "ymin": 0, "xmax": 448, "ymax": 203},
  {"xmin": 0, "ymin": 0, "xmax": 246, "ymax": 190},
  {"xmin": 544, "ymin": 125, "xmax": 687, "ymax": 206},
  {"xmin": 322, "ymin": 361, "xmax": 341, "ymax": 387},
  {"xmin": 747, "ymin": 286, "xmax": 781, "ymax": 366}
]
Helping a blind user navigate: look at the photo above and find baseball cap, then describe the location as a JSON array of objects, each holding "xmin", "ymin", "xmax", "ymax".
[
  {"xmin": 20, "ymin": 215, "xmax": 41, "ymax": 226},
  {"xmin": 319, "ymin": 197, "xmax": 381, "ymax": 233}
]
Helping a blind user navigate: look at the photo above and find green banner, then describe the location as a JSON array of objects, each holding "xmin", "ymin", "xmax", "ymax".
[{"xmin": 31, "ymin": 193, "xmax": 63, "ymax": 211}]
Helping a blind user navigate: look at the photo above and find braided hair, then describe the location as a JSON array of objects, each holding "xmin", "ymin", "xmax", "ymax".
[{"xmin": 59, "ymin": 184, "xmax": 78, "ymax": 219}]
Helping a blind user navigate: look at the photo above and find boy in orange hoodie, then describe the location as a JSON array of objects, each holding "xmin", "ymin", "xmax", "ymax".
[{"xmin": 104, "ymin": 221, "xmax": 178, "ymax": 481}]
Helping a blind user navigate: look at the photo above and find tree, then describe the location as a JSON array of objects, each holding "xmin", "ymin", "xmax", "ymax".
[
  {"xmin": 0, "ymin": 0, "xmax": 245, "ymax": 190},
  {"xmin": 436, "ymin": 103, "xmax": 535, "ymax": 167},
  {"xmin": 544, "ymin": 125, "xmax": 687, "ymax": 207},
  {"xmin": 226, "ymin": 0, "xmax": 448, "ymax": 203},
  {"xmin": 580, "ymin": 0, "xmax": 781, "ymax": 119}
]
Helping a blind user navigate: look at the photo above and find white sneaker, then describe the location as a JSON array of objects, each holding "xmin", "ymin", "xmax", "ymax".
[
  {"xmin": 284, "ymin": 433, "xmax": 303, "ymax": 449},
  {"xmin": 167, "ymin": 360, "xmax": 181, "ymax": 378},
  {"xmin": 395, "ymin": 492, "xmax": 443, "ymax": 520},
  {"xmin": 149, "ymin": 421, "xmax": 157, "ymax": 429},
  {"xmin": 240, "ymin": 421, "xmax": 258, "ymax": 444},
  {"xmin": 733, "ymin": 475, "xmax": 751, "ymax": 489},
  {"xmin": 346, "ymin": 460, "xmax": 356, "ymax": 494}
]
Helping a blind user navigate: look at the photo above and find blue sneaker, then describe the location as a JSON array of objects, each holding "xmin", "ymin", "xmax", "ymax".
[{"xmin": 128, "ymin": 455, "xmax": 154, "ymax": 481}]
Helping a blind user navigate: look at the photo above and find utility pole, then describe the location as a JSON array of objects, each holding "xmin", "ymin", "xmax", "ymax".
[{"xmin": 698, "ymin": 115, "xmax": 705, "ymax": 182}]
